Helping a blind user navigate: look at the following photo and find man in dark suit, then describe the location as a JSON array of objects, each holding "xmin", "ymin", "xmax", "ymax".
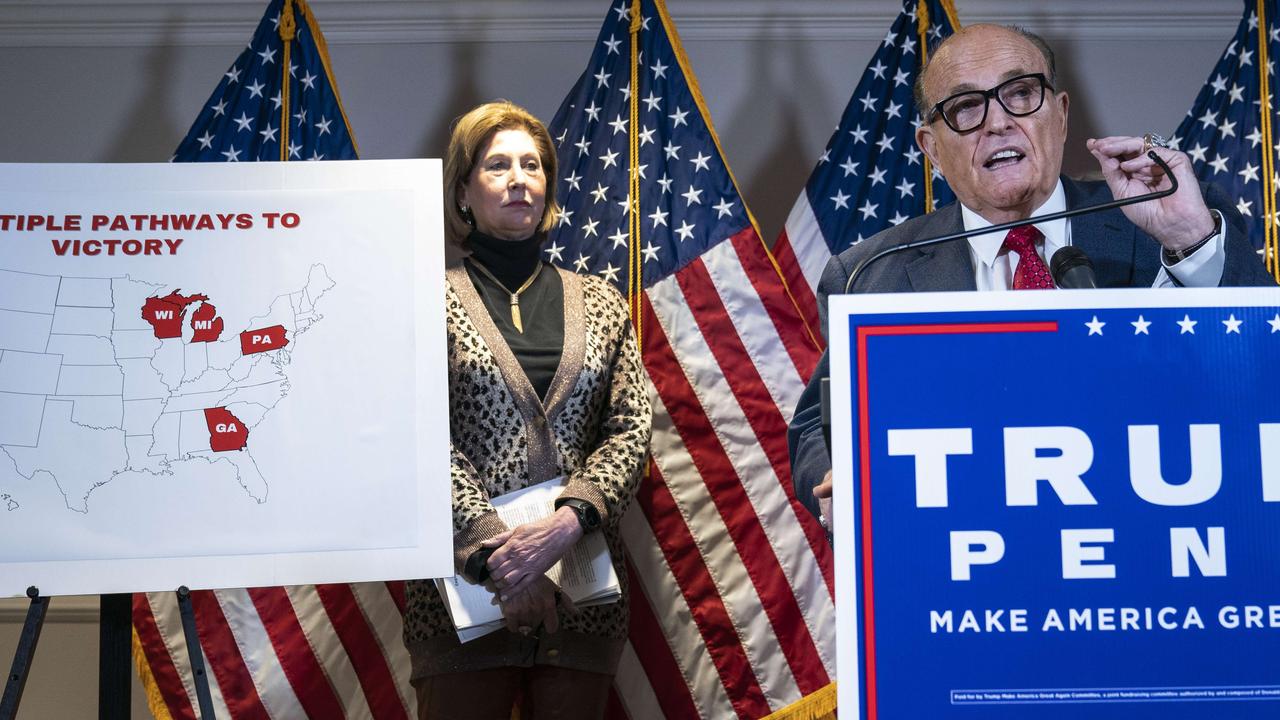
[{"xmin": 789, "ymin": 24, "xmax": 1277, "ymax": 531}]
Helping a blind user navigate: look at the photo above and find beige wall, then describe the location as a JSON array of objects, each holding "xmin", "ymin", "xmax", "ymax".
[{"xmin": 0, "ymin": 0, "xmax": 1243, "ymax": 717}]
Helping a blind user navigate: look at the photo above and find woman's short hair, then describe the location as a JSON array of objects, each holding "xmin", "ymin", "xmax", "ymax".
[{"xmin": 442, "ymin": 100, "xmax": 560, "ymax": 244}]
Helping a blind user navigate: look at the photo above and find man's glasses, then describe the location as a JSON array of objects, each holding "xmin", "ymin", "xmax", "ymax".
[{"xmin": 928, "ymin": 73, "xmax": 1054, "ymax": 133}]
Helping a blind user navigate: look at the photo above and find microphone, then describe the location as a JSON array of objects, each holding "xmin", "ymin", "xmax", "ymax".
[
  {"xmin": 843, "ymin": 150, "xmax": 1178, "ymax": 293},
  {"xmin": 1050, "ymin": 246, "xmax": 1098, "ymax": 288}
]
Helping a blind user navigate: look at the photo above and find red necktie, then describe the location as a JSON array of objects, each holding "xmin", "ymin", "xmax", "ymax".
[{"xmin": 1003, "ymin": 225, "xmax": 1054, "ymax": 290}]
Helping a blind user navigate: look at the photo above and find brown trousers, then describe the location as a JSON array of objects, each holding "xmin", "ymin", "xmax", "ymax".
[{"xmin": 413, "ymin": 665, "xmax": 613, "ymax": 720}]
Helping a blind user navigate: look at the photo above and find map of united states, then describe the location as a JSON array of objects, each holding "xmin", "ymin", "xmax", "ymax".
[{"xmin": 0, "ymin": 264, "xmax": 334, "ymax": 513}]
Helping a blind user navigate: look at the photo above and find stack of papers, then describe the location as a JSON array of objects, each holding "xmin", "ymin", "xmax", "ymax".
[{"xmin": 436, "ymin": 477, "xmax": 621, "ymax": 642}]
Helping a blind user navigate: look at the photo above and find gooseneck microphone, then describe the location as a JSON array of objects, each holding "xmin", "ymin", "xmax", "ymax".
[
  {"xmin": 843, "ymin": 151, "xmax": 1178, "ymax": 293},
  {"xmin": 1050, "ymin": 245, "xmax": 1098, "ymax": 288}
]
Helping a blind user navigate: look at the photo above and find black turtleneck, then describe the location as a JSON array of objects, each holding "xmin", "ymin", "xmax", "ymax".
[{"xmin": 463, "ymin": 230, "xmax": 564, "ymax": 402}]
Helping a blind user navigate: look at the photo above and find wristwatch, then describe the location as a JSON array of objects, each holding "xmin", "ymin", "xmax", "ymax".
[
  {"xmin": 1162, "ymin": 211, "xmax": 1221, "ymax": 265},
  {"xmin": 555, "ymin": 497, "xmax": 602, "ymax": 532}
]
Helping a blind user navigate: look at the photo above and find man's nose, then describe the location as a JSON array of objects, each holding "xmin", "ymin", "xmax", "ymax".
[{"xmin": 984, "ymin": 98, "xmax": 1014, "ymax": 132}]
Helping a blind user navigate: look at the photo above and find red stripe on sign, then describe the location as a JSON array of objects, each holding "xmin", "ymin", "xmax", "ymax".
[
  {"xmin": 247, "ymin": 587, "xmax": 346, "ymax": 719},
  {"xmin": 623, "ymin": 554, "xmax": 704, "ymax": 720},
  {"xmin": 769, "ymin": 230, "xmax": 822, "ymax": 350},
  {"xmin": 675, "ymin": 258, "xmax": 836, "ymax": 595},
  {"xmin": 189, "ymin": 590, "xmax": 271, "ymax": 720},
  {"xmin": 729, "ymin": 228, "xmax": 825, "ymax": 375},
  {"xmin": 385, "ymin": 581, "xmax": 407, "ymax": 616},
  {"xmin": 314, "ymin": 583, "xmax": 409, "ymax": 720},
  {"xmin": 643, "ymin": 291, "xmax": 831, "ymax": 698},
  {"xmin": 854, "ymin": 321, "xmax": 1059, "ymax": 719},
  {"xmin": 637, "ymin": 461, "xmax": 769, "ymax": 718},
  {"xmin": 132, "ymin": 595, "xmax": 197, "ymax": 720}
]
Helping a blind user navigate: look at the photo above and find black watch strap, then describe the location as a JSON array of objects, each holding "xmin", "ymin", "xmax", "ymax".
[
  {"xmin": 556, "ymin": 497, "xmax": 602, "ymax": 532},
  {"xmin": 1162, "ymin": 211, "xmax": 1221, "ymax": 265}
]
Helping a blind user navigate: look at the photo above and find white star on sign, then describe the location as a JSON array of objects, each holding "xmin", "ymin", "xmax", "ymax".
[
  {"xmin": 1223, "ymin": 314, "xmax": 1243, "ymax": 333},
  {"xmin": 858, "ymin": 199, "xmax": 878, "ymax": 220},
  {"xmin": 234, "ymin": 113, "xmax": 253, "ymax": 132},
  {"xmin": 649, "ymin": 207, "xmax": 669, "ymax": 228},
  {"xmin": 1131, "ymin": 315, "xmax": 1151, "ymax": 335},
  {"xmin": 682, "ymin": 186, "xmax": 703, "ymax": 206},
  {"xmin": 1268, "ymin": 313, "xmax": 1280, "ymax": 332},
  {"xmin": 1176, "ymin": 314, "xmax": 1197, "ymax": 334},
  {"xmin": 675, "ymin": 220, "xmax": 696, "ymax": 241},
  {"xmin": 831, "ymin": 190, "xmax": 851, "ymax": 210},
  {"xmin": 1085, "ymin": 315, "xmax": 1105, "ymax": 335},
  {"xmin": 197, "ymin": 132, "xmax": 214, "ymax": 150},
  {"xmin": 690, "ymin": 152, "xmax": 711, "ymax": 172},
  {"xmin": 713, "ymin": 198, "xmax": 735, "ymax": 218}
]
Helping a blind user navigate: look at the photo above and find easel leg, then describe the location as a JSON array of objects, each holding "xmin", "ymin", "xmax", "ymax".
[
  {"xmin": 176, "ymin": 586, "xmax": 217, "ymax": 720},
  {"xmin": 99, "ymin": 593, "xmax": 132, "ymax": 720},
  {"xmin": 0, "ymin": 587, "xmax": 50, "ymax": 720}
]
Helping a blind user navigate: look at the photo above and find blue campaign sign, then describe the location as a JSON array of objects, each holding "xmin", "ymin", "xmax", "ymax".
[{"xmin": 828, "ymin": 288, "xmax": 1280, "ymax": 720}]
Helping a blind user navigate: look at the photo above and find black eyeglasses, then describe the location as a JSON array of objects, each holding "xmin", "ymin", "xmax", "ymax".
[{"xmin": 928, "ymin": 73, "xmax": 1054, "ymax": 133}]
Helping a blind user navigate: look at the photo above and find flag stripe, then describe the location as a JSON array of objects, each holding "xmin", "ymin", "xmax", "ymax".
[
  {"xmin": 190, "ymin": 590, "xmax": 272, "ymax": 720},
  {"xmin": 314, "ymin": 583, "xmax": 409, "ymax": 720},
  {"xmin": 722, "ymin": 230, "xmax": 824, "ymax": 378},
  {"xmin": 621, "ymin": 508, "xmax": 734, "ymax": 720},
  {"xmin": 351, "ymin": 582, "xmax": 417, "ymax": 716},
  {"xmin": 218, "ymin": 589, "xmax": 308, "ymax": 718},
  {"xmin": 613, "ymin": 638, "xmax": 664, "ymax": 720},
  {"xmin": 133, "ymin": 594, "xmax": 198, "ymax": 720},
  {"xmin": 644, "ymin": 285, "xmax": 832, "ymax": 697},
  {"xmin": 384, "ymin": 580, "xmax": 406, "ymax": 616},
  {"xmin": 675, "ymin": 248, "xmax": 836, "ymax": 594},
  {"xmin": 768, "ymin": 231, "xmax": 823, "ymax": 342},
  {"xmin": 247, "ymin": 587, "xmax": 348, "ymax": 719},
  {"xmin": 285, "ymin": 585, "xmax": 376, "ymax": 720}
]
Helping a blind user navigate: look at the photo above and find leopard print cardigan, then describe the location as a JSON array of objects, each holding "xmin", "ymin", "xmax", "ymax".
[{"xmin": 403, "ymin": 264, "xmax": 651, "ymax": 678}]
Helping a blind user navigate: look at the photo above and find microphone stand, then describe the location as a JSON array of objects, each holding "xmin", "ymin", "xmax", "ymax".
[{"xmin": 845, "ymin": 151, "xmax": 1179, "ymax": 293}]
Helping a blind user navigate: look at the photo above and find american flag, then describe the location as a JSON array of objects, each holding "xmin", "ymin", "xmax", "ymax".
[
  {"xmin": 773, "ymin": 0, "xmax": 960, "ymax": 333},
  {"xmin": 129, "ymin": 2, "xmax": 414, "ymax": 719},
  {"xmin": 546, "ymin": 1, "xmax": 834, "ymax": 717},
  {"xmin": 1171, "ymin": 0, "xmax": 1280, "ymax": 279}
]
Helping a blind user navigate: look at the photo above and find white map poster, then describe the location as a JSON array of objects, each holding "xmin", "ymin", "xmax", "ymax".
[{"xmin": 0, "ymin": 160, "xmax": 450, "ymax": 597}]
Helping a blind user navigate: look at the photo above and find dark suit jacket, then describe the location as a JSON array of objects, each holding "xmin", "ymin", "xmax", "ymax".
[{"xmin": 788, "ymin": 177, "xmax": 1277, "ymax": 525}]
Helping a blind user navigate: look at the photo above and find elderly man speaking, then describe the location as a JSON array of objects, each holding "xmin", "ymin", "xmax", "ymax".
[{"xmin": 788, "ymin": 24, "xmax": 1276, "ymax": 530}]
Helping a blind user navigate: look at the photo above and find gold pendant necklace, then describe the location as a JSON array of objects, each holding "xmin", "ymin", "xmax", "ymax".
[{"xmin": 467, "ymin": 258, "xmax": 542, "ymax": 333}]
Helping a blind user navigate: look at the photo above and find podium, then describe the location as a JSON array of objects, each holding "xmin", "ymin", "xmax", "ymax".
[{"xmin": 827, "ymin": 287, "xmax": 1280, "ymax": 719}]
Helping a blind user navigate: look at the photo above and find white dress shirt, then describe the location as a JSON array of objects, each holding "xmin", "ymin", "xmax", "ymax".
[{"xmin": 960, "ymin": 180, "xmax": 1226, "ymax": 290}]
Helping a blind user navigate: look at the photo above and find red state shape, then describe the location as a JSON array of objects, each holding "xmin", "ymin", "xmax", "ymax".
[
  {"xmin": 141, "ymin": 290, "xmax": 208, "ymax": 339},
  {"xmin": 189, "ymin": 302, "xmax": 224, "ymax": 343},
  {"xmin": 204, "ymin": 407, "xmax": 248, "ymax": 452},
  {"xmin": 240, "ymin": 325, "xmax": 290, "ymax": 355}
]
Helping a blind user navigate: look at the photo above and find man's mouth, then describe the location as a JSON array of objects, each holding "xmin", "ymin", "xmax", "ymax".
[{"xmin": 984, "ymin": 149, "xmax": 1025, "ymax": 170}]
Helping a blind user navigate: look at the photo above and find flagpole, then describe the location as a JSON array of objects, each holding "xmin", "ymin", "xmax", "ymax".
[
  {"xmin": 1258, "ymin": 0, "xmax": 1280, "ymax": 278},
  {"xmin": 279, "ymin": 0, "xmax": 296, "ymax": 162},
  {"xmin": 628, "ymin": 2, "xmax": 643, "ymax": 342}
]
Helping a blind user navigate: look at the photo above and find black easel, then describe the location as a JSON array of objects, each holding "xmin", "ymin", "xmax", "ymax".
[
  {"xmin": 176, "ymin": 586, "xmax": 217, "ymax": 720},
  {"xmin": 0, "ymin": 587, "xmax": 50, "ymax": 720},
  {"xmin": 3, "ymin": 587, "xmax": 215, "ymax": 720}
]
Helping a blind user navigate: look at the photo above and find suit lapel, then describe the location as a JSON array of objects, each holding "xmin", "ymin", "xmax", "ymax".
[
  {"xmin": 903, "ymin": 203, "xmax": 979, "ymax": 292},
  {"xmin": 1062, "ymin": 178, "xmax": 1135, "ymax": 286}
]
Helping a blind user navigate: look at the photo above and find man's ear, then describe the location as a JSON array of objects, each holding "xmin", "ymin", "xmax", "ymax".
[
  {"xmin": 916, "ymin": 125, "xmax": 940, "ymax": 169},
  {"xmin": 1057, "ymin": 91, "xmax": 1070, "ymax": 137}
]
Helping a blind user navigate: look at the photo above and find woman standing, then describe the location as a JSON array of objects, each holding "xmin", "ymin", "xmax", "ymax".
[{"xmin": 403, "ymin": 101, "xmax": 651, "ymax": 720}]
